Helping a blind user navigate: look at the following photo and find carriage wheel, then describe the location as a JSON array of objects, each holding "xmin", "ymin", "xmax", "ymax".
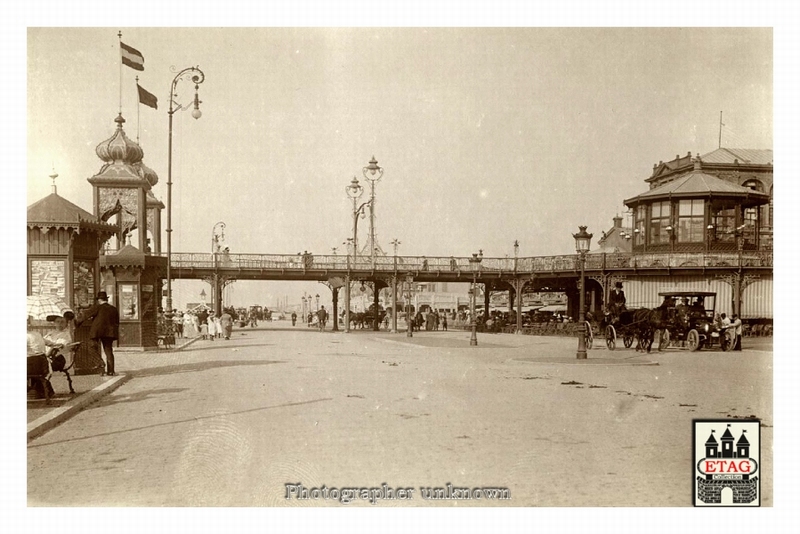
[
  {"xmin": 584, "ymin": 321, "xmax": 593, "ymax": 350},
  {"xmin": 687, "ymin": 329, "xmax": 700, "ymax": 352},
  {"xmin": 658, "ymin": 329, "xmax": 670, "ymax": 352},
  {"xmin": 606, "ymin": 325, "xmax": 617, "ymax": 350},
  {"xmin": 623, "ymin": 334, "xmax": 634, "ymax": 349},
  {"xmin": 721, "ymin": 329, "xmax": 735, "ymax": 352}
]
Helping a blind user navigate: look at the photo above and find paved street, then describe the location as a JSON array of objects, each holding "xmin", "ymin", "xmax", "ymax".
[{"xmin": 27, "ymin": 324, "xmax": 772, "ymax": 507}]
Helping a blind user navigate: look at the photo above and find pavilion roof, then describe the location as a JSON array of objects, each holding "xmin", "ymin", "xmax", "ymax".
[
  {"xmin": 27, "ymin": 193, "xmax": 116, "ymax": 235},
  {"xmin": 625, "ymin": 169, "xmax": 770, "ymax": 208}
]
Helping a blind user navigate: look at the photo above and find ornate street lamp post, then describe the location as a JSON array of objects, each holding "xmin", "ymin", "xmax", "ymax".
[
  {"xmin": 345, "ymin": 176, "xmax": 371, "ymax": 269},
  {"xmin": 389, "ymin": 238, "xmax": 401, "ymax": 333},
  {"xmin": 211, "ymin": 221, "xmax": 226, "ymax": 255},
  {"xmin": 573, "ymin": 226, "xmax": 593, "ymax": 360},
  {"xmin": 301, "ymin": 296, "xmax": 307, "ymax": 326},
  {"xmin": 363, "ymin": 156, "xmax": 384, "ymax": 268},
  {"xmin": 315, "ymin": 294, "xmax": 320, "ymax": 312},
  {"xmin": 468, "ymin": 251, "xmax": 484, "ymax": 346},
  {"xmin": 166, "ymin": 66, "xmax": 205, "ymax": 314},
  {"xmin": 345, "ymin": 177, "xmax": 371, "ymax": 334}
]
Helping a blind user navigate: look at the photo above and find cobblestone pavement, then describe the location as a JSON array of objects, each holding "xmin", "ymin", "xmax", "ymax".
[{"xmin": 27, "ymin": 325, "xmax": 772, "ymax": 507}]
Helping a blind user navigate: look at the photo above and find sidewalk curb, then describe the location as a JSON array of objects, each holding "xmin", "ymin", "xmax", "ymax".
[{"xmin": 27, "ymin": 374, "xmax": 132, "ymax": 441}]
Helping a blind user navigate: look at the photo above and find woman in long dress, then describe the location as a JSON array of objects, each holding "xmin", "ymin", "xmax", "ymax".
[
  {"xmin": 183, "ymin": 312, "xmax": 198, "ymax": 338},
  {"xmin": 207, "ymin": 312, "xmax": 218, "ymax": 340}
]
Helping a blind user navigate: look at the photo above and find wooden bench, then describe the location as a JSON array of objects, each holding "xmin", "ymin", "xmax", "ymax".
[{"xmin": 27, "ymin": 354, "xmax": 53, "ymax": 404}]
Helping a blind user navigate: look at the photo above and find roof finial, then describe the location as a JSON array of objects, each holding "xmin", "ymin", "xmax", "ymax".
[{"xmin": 49, "ymin": 168, "xmax": 58, "ymax": 194}]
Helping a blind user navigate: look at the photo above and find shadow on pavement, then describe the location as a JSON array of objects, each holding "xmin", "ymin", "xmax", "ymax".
[
  {"xmin": 89, "ymin": 387, "xmax": 189, "ymax": 409},
  {"xmin": 125, "ymin": 359, "xmax": 285, "ymax": 378},
  {"xmin": 28, "ymin": 397, "xmax": 333, "ymax": 449},
  {"xmin": 182, "ymin": 343, "xmax": 275, "ymax": 353}
]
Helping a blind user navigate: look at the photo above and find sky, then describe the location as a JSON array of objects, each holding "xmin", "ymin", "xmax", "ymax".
[{"xmin": 25, "ymin": 27, "xmax": 774, "ymax": 309}]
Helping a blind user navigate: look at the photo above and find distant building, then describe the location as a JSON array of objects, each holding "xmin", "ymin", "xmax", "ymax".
[{"xmin": 596, "ymin": 215, "xmax": 632, "ymax": 254}]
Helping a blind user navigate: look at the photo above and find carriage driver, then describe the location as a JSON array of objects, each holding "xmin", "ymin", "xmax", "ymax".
[{"xmin": 608, "ymin": 281, "xmax": 627, "ymax": 318}]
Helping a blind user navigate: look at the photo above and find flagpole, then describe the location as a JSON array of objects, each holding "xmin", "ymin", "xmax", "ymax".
[
  {"xmin": 135, "ymin": 76, "xmax": 140, "ymax": 142},
  {"xmin": 118, "ymin": 31, "xmax": 123, "ymax": 115}
]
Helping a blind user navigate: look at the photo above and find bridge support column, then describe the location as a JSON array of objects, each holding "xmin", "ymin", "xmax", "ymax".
[
  {"xmin": 483, "ymin": 282, "xmax": 490, "ymax": 324},
  {"xmin": 373, "ymin": 281, "xmax": 380, "ymax": 331},
  {"xmin": 213, "ymin": 277, "xmax": 223, "ymax": 316},
  {"xmin": 509, "ymin": 278, "xmax": 528, "ymax": 334},
  {"xmin": 390, "ymin": 275, "xmax": 398, "ymax": 333},
  {"xmin": 331, "ymin": 286, "xmax": 340, "ymax": 332},
  {"xmin": 344, "ymin": 275, "xmax": 351, "ymax": 333}
]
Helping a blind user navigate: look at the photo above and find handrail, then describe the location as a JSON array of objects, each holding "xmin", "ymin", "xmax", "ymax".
[{"xmin": 158, "ymin": 251, "xmax": 773, "ymax": 273}]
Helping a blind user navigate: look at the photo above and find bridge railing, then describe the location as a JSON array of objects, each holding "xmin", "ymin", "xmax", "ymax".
[{"xmin": 162, "ymin": 251, "xmax": 772, "ymax": 273}]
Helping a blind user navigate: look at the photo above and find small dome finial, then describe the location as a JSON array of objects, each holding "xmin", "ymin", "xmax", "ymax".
[{"xmin": 49, "ymin": 168, "xmax": 58, "ymax": 194}]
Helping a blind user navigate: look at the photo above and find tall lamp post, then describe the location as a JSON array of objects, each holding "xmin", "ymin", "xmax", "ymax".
[
  {"xmin": 468, "ymin": 251, "xmax": 484, "ymax": 346},
  {"xmin": 390, "ymin": 239, "xmax": 401, "ymax": 333},
  {"xmin": 345, "ymin": 177, "xmax": 371, "ymax": 334},
  {"xmin": 345, "ymin": 177, "xmax": 371, "ymax": 268},
  {"xmin": 363, "ymin": 157, "xmax": 384, "ymax": 268},
  {"xmin": 573, "ymin": 226, "xmax": 593, "ymax": 360},
  {"xmin": 315, "ymin": 294, "xmax": 320, "ymax": 312},
  {"xmin": 211, "ymin": 221, "xmax": 226, "ymax": 254},
  {"xmin": 166, "ymin": 66, "xmax": 205, "ymax": 314}
]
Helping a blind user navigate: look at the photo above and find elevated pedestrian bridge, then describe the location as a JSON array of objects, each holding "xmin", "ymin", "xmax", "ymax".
[{"xmin": 160, "ymin": 251, "xmax": 772, "ymax": 283}]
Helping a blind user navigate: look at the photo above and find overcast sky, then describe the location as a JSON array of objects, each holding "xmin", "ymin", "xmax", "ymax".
[{"xmin": 26, "ymin": 27, "xmax": 773, "ymax": 308}]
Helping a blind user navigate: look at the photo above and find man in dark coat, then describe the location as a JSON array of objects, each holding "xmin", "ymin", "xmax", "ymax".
[{"xmin": 77, "ymin": 291, "xmax": 120, "ymax": 376}]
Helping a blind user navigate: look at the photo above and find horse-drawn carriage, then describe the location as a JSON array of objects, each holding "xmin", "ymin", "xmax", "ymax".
[
  {"xmin": 604, "ymin": 291, "xmax": 733, "ymax": 353},
  {"xmin": 655, "ymin": 291, "xmax": 733, "ymax": 352},
  {"xmin": 604, "ymin": 307, "xmax": 661, "ymax": 352}
]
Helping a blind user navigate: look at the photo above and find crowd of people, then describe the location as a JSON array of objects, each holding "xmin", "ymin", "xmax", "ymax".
[{"xmin": 159, "ymin": 306, "xmax": 238, "ymax": 342}]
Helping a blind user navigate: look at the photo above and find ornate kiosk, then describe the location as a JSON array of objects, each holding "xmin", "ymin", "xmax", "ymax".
[
  {"xmin": 86, "ymin": 114, "xmax": 168, "ymax": 350},
  {"xmin": 27, "ymin": 174, "xmax": 117, "ymax": 373}
]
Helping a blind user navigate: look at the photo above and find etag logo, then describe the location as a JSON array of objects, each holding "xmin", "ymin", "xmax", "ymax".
[{"xmin": 693, "ymin": 420, "xmax": 760, "ymax": 506}]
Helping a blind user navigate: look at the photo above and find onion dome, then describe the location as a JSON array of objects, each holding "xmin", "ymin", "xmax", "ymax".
[
  {"xmin": 95, "ymin": 113, "xmax": 144, "ymax": 165},
  {"xmin": 136, "ymin": 161, "xmax": 160, "ymax": 187}
]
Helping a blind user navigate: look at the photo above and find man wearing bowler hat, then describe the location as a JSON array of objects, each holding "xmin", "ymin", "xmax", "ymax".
[{"xmin": 76, "ymin": 291, "xmax": 120, "ymax": 376}]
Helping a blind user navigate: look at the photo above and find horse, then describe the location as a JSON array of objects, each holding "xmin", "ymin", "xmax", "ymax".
[{"xmin": 602, "ymin": 307, "xmax": 662, "ymax": 353}]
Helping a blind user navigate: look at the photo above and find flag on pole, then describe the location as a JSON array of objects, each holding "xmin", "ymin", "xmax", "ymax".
[
  {"xmin": 137, "ymin": 84, "xmax": 158, "ymax": 109},
  {"xmin": 120, "ymin": 42, "xmax": 144, "ymax": 71}
]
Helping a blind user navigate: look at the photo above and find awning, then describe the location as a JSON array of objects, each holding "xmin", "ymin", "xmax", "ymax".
[{"xmin": 538, "ymin": 304, "xmax": 567, "ymax": 313}]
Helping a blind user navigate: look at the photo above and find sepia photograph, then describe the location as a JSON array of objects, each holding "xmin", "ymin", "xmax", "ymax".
[{"xmin": 5, "ymin": 2, "xmax": 799, "ymax": 533}]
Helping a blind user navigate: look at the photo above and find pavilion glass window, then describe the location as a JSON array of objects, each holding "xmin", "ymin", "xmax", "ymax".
[
  {"xmin": 769, "ymin": 186, "xmax": 773, "ymax": 228},
  {"xmin": 742, "ymin": 179, "xmax": 771, "ymax": 239},
  {"xmin": 743, "ymin": 206, "xmax": 758, "ymax": 246},
  {"xmin": 712, "ymin": 208, "xmax": 736, "ymax": 243},
  {"xmin": 634, "ymin": 205, "xmax": 646, "ymax": 246},
  {"xmin": 649, "ymin": 201, "xmax": 671, "ymax": 245},
  {"xmin": 677, "ymin": 199, "xmax": 704, "ymax": 243}
]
